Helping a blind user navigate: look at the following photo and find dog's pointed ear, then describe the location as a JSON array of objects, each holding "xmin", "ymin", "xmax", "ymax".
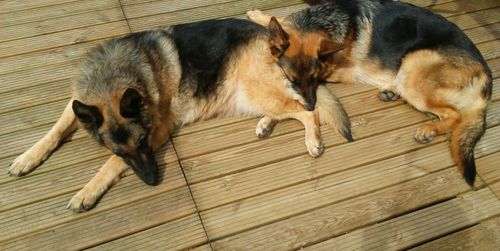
[
  {"xmin": 318, "ymin": 39, "xmax": 344, "ymax": 62},
  {"xmin": 120, "ymin": 88, "xmax": 144, "ymax": 118},
  {"xmin": 268, "ymin": 17, "xmax": 290, "ymax": 58},
  {"xmin": 72, "ymin": 100, "xmax": 103, "ymax": 128}
]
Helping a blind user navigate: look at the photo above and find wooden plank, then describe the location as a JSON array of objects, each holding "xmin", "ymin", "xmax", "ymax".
[
  {"xmin": 197, "ymin": 125, "xmax": 500, "ymax": 240},
  {"xmin": 0, "ymin": 100, "xmax": 68, "ymax": 136},
  {"xmin": 88, "ymin": 214, "xmax": 208, "ymax": 250},
  {"xmin": 447, "ymin": 8, "xmax": 500, "ymax": 30},
  {"xmin": 181, "ymin": 101, "xmax": 500, "ymax": 185},
  {"xmin": 128, "ymin": 0, "xmax": 303, "ymax": 32},
  {"xmin": 477, "ymin": 40, "xmax": 500, "ymax": 61},
  {"xmin": 491, "ymin": 58, "xmax": 500, "ymax": 79},
  {"xmin": 0, "ymin": 185, "xmax": 196, "ymax": 250},
  {"xmin": 191, "ymin": 127, "xmax": 499, "ymax": 213},
  {"xmin": 0, "ymin": 8, "xmax": 125, "ymax": 43},
  {"xmin": 188, "ymin": 105, "xmax": 429, "ymax": 209},
  {"xmin": 305, "ymin": 189, "xmax": 500, "ymax": 251},
  {"xmin": 0, "ymin": 40, "xmax": 99, "ymax": 76},
  {"xmin": 211, "ymin": 168, "xmax": 472, "ymax": 250},
  {"xmin": 490, "ymin": 181, "xmax": 500, "ymax": 198},
  {"xmin": 0, "ymin": 21, "xmax": 129, "ymax": 59},
  {"xmin": 0, "ymin": 0, "xmax": 119, "ymax": 27},
  {"xmin": 122, "ymin": 0, "xmax": 236, "ymax": 19},
  {"xmin": 476, "ymin": 151, "xmax": 500, "ymax": 184},
  {"xmin": 0, "ymin": 63, "xmax": 76, "ymax": 95},
  {"xmin": 427, "ymin": 0, "xmax": 500, "ymax": 18},
  {"xmin": 464, "ymin": 22, "xmax": 500, "ymax": 45},
  {"xmin": 0, "ymin": 0, "xmax": 79, "ymax": 14},
  {"xmin": 410, "ymin": 216, "xmax": 500, "ymax": 251}
]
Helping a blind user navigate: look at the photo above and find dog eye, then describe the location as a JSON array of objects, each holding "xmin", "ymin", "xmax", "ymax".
[
  {"xmin": 114, "ymin": 150, "xmax": 125, "ymax": 156},
  {"xmin": 137, "ymin": 136, "xmax": 147, "ymax": 147}
]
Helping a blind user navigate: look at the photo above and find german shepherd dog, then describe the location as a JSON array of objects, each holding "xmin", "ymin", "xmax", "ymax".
[
  {"xmin": 8, "ymin": 18, "xmax": 352, "ymax": 211},
  {"xmin": 247, "ymin": 0, "xmax": 492, "ymax": 186}
]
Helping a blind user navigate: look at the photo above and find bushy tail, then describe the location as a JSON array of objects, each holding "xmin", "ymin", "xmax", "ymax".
[
  {"xmin": 316, "ymin": 85, "xmax": 353, "ymax": 142},
  {"xmin": 450, "ymin": 109, "xmax": 487, "ymax": 186}
]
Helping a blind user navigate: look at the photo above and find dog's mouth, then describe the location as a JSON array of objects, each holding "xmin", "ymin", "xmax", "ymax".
[{"xmin": 124, "ymin": 149, "xmax": 159, "ymax": 186}]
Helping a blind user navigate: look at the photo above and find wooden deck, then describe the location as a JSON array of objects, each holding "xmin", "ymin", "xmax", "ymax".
[{"xmin": 0, "ymin": 0, "xmax": 499, "ymax": 250}]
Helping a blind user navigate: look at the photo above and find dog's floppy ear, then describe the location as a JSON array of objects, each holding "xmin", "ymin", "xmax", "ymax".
[
  {"xmin": 120, "ymin": 88, "xmax": 144, "ymax": 118},
  {"xmin": 268, "ymin": 17, "xmax": 290, "ymax": 58},
  {"xmin": 318, "ymin": 39, "xmax": 344, "ymax": 62},
  {"xmin": 72, "ymin": 100, "xmax": 103, "ymax": 129}
]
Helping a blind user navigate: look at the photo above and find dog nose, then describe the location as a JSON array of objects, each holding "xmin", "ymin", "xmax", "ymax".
[{"xmin": 305, "ymin": 102, "xmax": 315, "ymax": 111}]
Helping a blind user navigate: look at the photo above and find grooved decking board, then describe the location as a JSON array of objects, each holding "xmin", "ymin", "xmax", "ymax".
[
  {"xmin": 0, "ymin": 0, "xmax": 79, "ymax": 14},
  {"xmin": 0, "ymin": 0, "xmax": 120, "ymax": 27},
  {"xmin": 198, "ymin": 125, "xmax": 499, "ymax": 240},
  {"xmin": 127, "ymin": 0, "xmax": 303, "ymax": 31},
  {"xmin": 0, "ymin": 185, "xmax": 197, "ymax": 250},
  {"xmin": 476, "ymin": 151, "xmax": 500, "ymax": 184},
  {"xmin": 211, "ymin": 167, "xmax": 474, "ymax": 250},
  {"xmin": 0, "ymin": 21, "xmax": 129, "ymax": 59},
  {"xmin": 304, "ymin": 189, "xmax": 500, "ymax": 250},
  {"xmin": 410, "ymin": 215, "xmax": 500, "ymax": 251},
  {"xmin": 490, "ymin": 181, "xmax": 500, "ymax": 198},
  {"xmin": 87, "ymin": 214, "xmax": 208, "ymax": 250},
  {"xmin": 0, "ymin": 8, "xmax": 125, "ymax": 43}
]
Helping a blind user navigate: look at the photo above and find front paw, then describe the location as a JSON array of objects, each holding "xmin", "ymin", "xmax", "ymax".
[
  {"xmin": 378, "ymin": 90, "xmax": 400, "ymax": 102},
  {"xmin": 8, "ymin": 151, "xmax": 41, "ymax": 176},
  {"xmin": 306, "ymin": 139, "xmax": 325, "ymax": 158},
  {"xmin": 66, "ymin": 188, "xmax": 101, "ymax": 212},
  {"xmin": 414, "ymin": 125, "xmax": 437, "ymax": 144}
]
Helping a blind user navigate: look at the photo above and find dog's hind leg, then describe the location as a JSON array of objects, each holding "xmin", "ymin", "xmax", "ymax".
[
  {"xmin": 256, "ymin": 116, "xmax": 279, "ymax": 138},
  {"xmin": 246, "ymin": 9, "xmax": 284, "ymax": 26},
  {"xmin": 67, "ymin": 155, "xmax": 128, "ymax": 212},
  {"xmin": 8, "ymin": 100, "xmax": 78, "ymax": 176}
]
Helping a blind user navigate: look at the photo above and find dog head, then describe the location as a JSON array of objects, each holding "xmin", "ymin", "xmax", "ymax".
[
  {"xmin": 72, "ymin": 88, "xmax": 159, "ymax": 185},
  {"xmin": 268, "ymin": 17, "xmax": 343, "ymax": 111}
]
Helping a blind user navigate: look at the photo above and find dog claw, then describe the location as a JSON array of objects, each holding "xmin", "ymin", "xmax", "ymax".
[
  {"xmin": 378, "ymin": 90, "xmax": 400, "ymax": 102},
  {"xmin": 414, "ymin": 126, "xmax": 437, "ymax": 144}
]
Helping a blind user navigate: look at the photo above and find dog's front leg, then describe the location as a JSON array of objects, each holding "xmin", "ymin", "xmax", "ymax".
[
  {"xmin": 291, "ymin": 111, "xmax": 324, "ymax": 158},
  {"xmin": 67, "ymin": 155, "xmax": 128, "ymax": 212},
  {"xmin": 9, "ymin": 100, "xmax": 78, "ymax": 176}
]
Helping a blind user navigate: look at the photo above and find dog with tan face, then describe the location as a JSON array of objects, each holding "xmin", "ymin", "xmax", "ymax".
[{"xmin": 247, "ymin": 0, "xmax": 492, "ymax": 186}]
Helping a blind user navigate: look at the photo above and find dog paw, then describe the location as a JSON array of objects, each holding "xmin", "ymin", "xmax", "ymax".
[
  {"xmin": 256, "ymin": 118, "xmax": 276, "ymax": 138},
  {"xmin": 8, "ymin": 152, "xmax": 40, "ymax": 176},
  {"xmin": 378, "ymin": 90, "xmax": 400, "ymax": 102},
  {"xmin": 306, "ymin": 139, "xmax": 325, "ymax": 158},
  {"xmin": 414, "ymin": 125, "xmax": 437, "ymax": 144},
  {"xmin": 66, "ymin": 188, "xmax": 99, "ymax": 212},
  {"xmin": 246, "ymin": 9, "xmax": 264, "ymax": 21}
]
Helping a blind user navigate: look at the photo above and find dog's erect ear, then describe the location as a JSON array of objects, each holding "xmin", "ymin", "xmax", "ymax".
[
  {"xmin": 268, "ymin": 17, "xmax": 290, "ymax": 58},
  {"xmin": 318, "ymin": 39, "xmax": 344, "ymax": 62},
  {"xmin": 72, "ymin": 100, "xmax": 103, "ymax": 129},
  {"xmin": 120, "ymin": 88, "xmax": 144, "ymax": 118}
]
